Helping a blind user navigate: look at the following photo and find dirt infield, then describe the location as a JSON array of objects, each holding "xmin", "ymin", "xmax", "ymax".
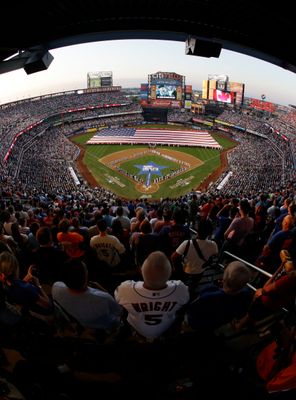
[
  {"xmin": 75, "ymin": 142, "xmax": 98, "ymax": 187},
  {"xmin": 99, "ymin": 147, "xmax": 203, "ymax": 194}
]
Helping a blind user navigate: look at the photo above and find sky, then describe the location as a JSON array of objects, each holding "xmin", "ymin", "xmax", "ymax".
[{"xmin": 0, "ymin": 39, "xmax": 296, "ymax": 106}]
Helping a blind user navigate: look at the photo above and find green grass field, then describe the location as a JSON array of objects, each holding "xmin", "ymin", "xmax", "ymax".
[{"xmin": 72, "ymin": 127, "xmax": 236, "ymax": 199}]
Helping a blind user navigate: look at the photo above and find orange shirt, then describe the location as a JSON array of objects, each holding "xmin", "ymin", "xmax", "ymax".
[{"xmin": 56, "ymin": 231, "xmax": 84, "ymax": 259}]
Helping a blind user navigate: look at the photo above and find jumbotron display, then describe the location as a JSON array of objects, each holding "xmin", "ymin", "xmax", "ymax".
[
  {"xmin": 156, "ymin": 84, "xmax": 177, "ymax": 99},
  {"xmin": 213, "ymin": 90, "xmax": 234, "ymax": 104},
  {"xmin": 202, "ymin": 75, "xmax": 245, "ymax": 106},
  {"xmin": 141, "ymin": 71, "xmax": 186, "ymax": 108}
]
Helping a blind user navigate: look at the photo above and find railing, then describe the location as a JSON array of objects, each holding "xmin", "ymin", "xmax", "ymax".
[
  {"xmin": 217, "ymin": 250, "xmax": 289, "ymax": 313},
  {"xmin": 189, "ymin": 226, "xmax": 272, "ymax": 281},
  {"xmin": 189, "ymin": 227, "xmax": 289, "ymax": 311},
  {"xmin": 186, "ymin": 232, "xmax": 290, "ymax": 340},
  {"xmin": 223, "ymin": 251, "xmax": 272, "ymax": 278}
]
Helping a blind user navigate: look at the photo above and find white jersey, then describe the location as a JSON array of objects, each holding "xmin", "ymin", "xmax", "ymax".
[
  {"xmin": 115, "ymin": 280, "xmax": 189, "ymax": 339},
  {"xmin": 90, "ymin": 234, "xmax": 125, "ymax": 267}
]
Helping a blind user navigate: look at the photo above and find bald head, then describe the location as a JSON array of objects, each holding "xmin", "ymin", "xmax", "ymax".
[
  {"xmin": 282, "ymin": 214, "xmax": 295, "ymax": 231},
  {"xmin": 141, "ymin": 251, "xmax": 172, "ymax": 290}
]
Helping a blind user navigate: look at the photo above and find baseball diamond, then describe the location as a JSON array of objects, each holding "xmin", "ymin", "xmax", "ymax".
[
  {"xmin": 72, "ymin": 128, "xmax": 236, "ymax": 199},
  {"xmin": 99, "ymin": 148, "xmax": 203, "ymax": 194}
]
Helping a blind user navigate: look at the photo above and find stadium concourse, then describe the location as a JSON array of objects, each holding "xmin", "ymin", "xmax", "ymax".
[{"xmin": 0, "ymin": 90, "xmax": 296, "ymax": 399}]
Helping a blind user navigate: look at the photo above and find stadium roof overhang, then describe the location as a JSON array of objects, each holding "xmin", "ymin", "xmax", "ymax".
[{"xmin": 0, "ymin": 0, "xmax": 295, "ymax": 74}]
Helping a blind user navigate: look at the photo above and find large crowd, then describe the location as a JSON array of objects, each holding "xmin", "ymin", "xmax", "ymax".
[{"xmin": 0, "ymin": 91, "xmax": 296, "ymax": 399}]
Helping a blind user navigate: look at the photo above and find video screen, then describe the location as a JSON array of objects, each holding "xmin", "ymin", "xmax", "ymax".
[
  {"xmin": 214, "ymin": 89, "xmax": 233, "ymax": 104},
  {"xmin": 156, "ymin": 84, "xmax": 177, "ymax": 99}
]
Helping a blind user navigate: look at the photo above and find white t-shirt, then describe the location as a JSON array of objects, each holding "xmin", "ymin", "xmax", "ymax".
[
  {"xmin": 176, "ymin": 239, "xmax": 218, "ymax": 275},
  {"xmin": 115, "ymin": 280, "xmax": 189, "ymax": 339}
]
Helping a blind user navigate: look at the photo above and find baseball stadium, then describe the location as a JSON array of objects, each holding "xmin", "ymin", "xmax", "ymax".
[
  {"xmin": 72, "ymin": 73, "xmax": 236, "ymax": 200},
  {"xmin": 0, "ymin": 2, "xmax": 296, "ymax": 400}
]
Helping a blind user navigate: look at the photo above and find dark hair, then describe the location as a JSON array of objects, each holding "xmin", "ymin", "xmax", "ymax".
[
  {"xmin": 1, "ymin": 211, "xmax": 11, "ymax": 223},
  {"xmin": 172, "ymin": 208, "xmax": 184, "ymax": 224},
  {"xmin": 71, "ymin": 217, "xmax": 79, "ymax": 228},
  {"xmin": 63, "ymin": 259, "xmax": 87, "ymax": 291},
  {"xmin": 111, "ymin": 219, "xmax": 123, "ymax": 235},
  {"xmin": 36, "ymin": 226, "xmax": 52, "ymax": 245},
  {"xmin": 116, "ymin": 206, "xmax": 123, "ymax": 217},
  {"xmin": 230, "ymin": 206, "xmax": 239, "ymax": 218},
  {"xmin": 197, "ymin": 219, "xmax": 213, "ymax": 239},
  {"xmin": 58, "ymin": 219, "xmax": 70, "ymax": 233},
  {"xmin": 97, "ymin": 219, "xmax": 108, "ymax": 232},
  {"xmin": 163, "ymin": 208, "xmax": 172, "ymax": 222},
  {"xmin": 140, "ymin": 219, "xmax": 151, "ymax": 234},
  {"xmin": 30, "ymin": 222, "xmax": 40, "ymax": 236},
  {"xmin": 11, "ymin": 223, "xmax": 23, "ymax": 245},
  {"xmin": 0, "ymin": 241, "xmax": 10, "ymax": 255},
  {"xmin": 94, "ymin": 212, "xmax": 102, "ymax": 223},
  {"xmin": 289, "ymin": 204, "xmax": 296, "ymax": 217},
  {"xmin": 156, "ymin": 208, "xmax": 163, "ymax": 219},
  {"xmin": 239, "ymin": 199, "xmax": 251, "ymax": 214}
]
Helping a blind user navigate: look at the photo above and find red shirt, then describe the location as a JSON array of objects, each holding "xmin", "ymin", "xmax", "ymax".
[{"xmin": 262, "ymin": 274, "xmax": 296, "ymax": 310}]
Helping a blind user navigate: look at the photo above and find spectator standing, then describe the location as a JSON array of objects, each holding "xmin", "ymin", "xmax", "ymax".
[
  {"xmin": 90, "ymin": 219, "xmax": 125, "ymax": 269},
  {"xmin": 56, "ymin": 218, "xmax": 84, "ymax": 260},
  {"xmin": 222, "ymin": 199, "xmax": 254, "ymax": 258}
]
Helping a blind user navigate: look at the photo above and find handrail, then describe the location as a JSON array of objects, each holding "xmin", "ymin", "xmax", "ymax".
[
  {"xmin": 223, "ymin": 251, "xmax": 272, "ymax": 278},
  {"xmin": 246, "ymin": 283, "xmax": 258, "ymax": 291},
  {"xmin": 223, "ymin": 252, "xmax": 289, "ymax": 313},
  {"xmin": 215, "ymin": 264, "xmax": 265, "ymax": 293},
  {"xmin": 189, "ymin": 226, "xmax": 272, "ymax": 279},
  {"xmin": 189, "ymin": 227, "xmax": 290, "ymax": 317}
]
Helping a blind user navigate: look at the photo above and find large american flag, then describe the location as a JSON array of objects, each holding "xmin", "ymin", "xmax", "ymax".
[{"xmin": 87, "ymin": 128, "xmax": 221, "ymax": 149}]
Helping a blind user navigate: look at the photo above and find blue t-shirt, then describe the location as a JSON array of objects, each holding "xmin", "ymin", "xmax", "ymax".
[
  {"xmin": 7, "ymin": 279, "xmax": 40, "ymax": 308},
  {"xmin": 187, "ymin": 284, "xmax": 253, "ymax": 332}
]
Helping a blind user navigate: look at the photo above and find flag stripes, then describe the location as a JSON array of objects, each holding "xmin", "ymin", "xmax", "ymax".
[{"xmin": 87, "ymin": 128, "xmax": 221, "ymax": 149}]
